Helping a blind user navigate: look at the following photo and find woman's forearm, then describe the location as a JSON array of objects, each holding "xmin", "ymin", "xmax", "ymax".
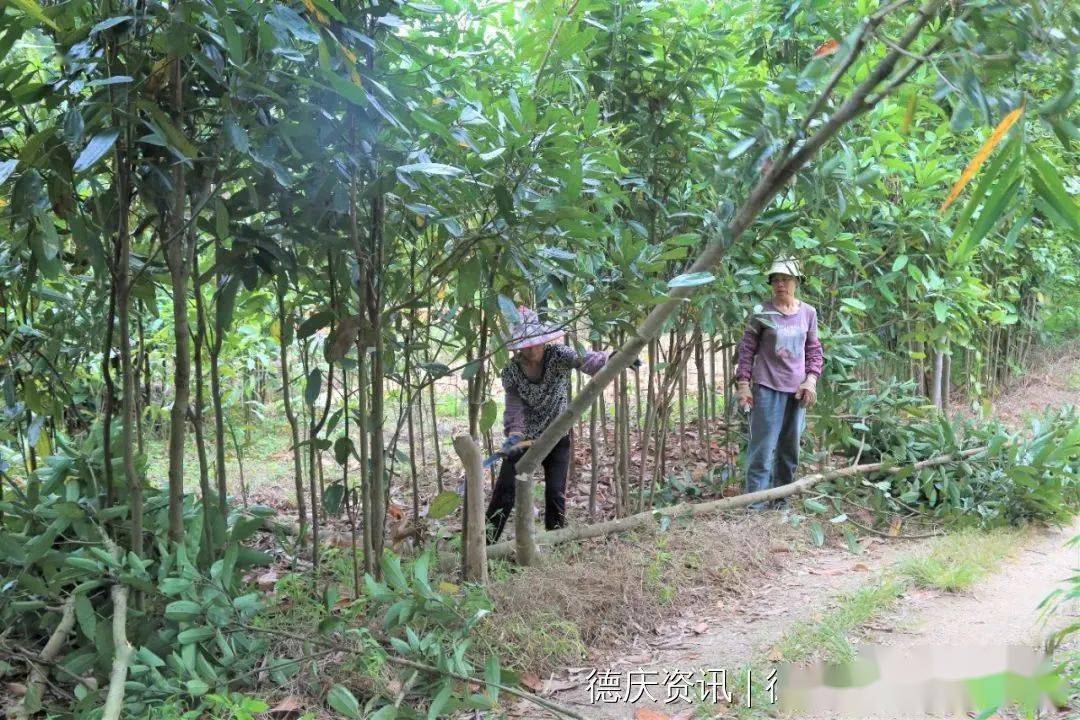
[
  {"xmin": 503, "ymin": 388, "xmax": 526, "ymax": 438},
  {"xmin": 805, "ymin": 335, "xmax": 824, "ymax": 378},
  {"xmin": 579, "ymin": 350, "xmax": 609, "ymax": 376},
  {"xmin": 735, "ymin": 326, "xmax": 759, "ymax": 381}
]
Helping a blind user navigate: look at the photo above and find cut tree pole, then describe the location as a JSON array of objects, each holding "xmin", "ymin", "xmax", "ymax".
[
  {"xmin": 453, "ymin": 435, "xmax": 488, "ymax": 583},
  {"xmin": 511, "ymin": 0, "xmax": 948, "ymax": 565},
  {"xmin": 488, "ymin": 446, "xmax": 985, "ymax": 561}
]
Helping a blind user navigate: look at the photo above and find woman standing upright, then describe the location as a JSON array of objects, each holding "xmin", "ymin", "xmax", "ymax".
[
  {"xmin": 485, "ymin": 307, "xmax": 623, "ymax": 543},
  {"xmin": 735, "ymin": 257, "xmax": 824, "ymax": 506}
]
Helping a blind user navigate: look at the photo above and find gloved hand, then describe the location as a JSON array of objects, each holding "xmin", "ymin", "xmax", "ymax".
[
  {"xmin": 501, "ymin": 433, "xmax": 525, "ymax": 455},
  {"xmin": 796, "ymin": 375, "xmax": 818, "ymax": 408},
  {"xmin": 736, "ymin": 380, "xmax": 753, "ymax": 411}
]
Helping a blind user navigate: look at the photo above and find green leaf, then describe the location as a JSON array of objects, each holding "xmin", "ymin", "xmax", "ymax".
[
  {"xmin": 333, "ymin": 436, "xmax": 353, "ymax": 466},
  {"xmin": 959, "ymin": 176, "xmax": 1021, "ymax": 263},
  {"xmin": 0, "ymin": 159, "xmax": 18, "ymax": 186},
  {"xmin": 934, "ymin": 300, "xmax": 947, "ymax": 323},
  {"xmin": 224, "ymin": 115, "xmax": 249, "ymax": 154},
  {"xmin": 165, "ymin": 601, "xmax": 203, "ymax": 622},
  {"xmin": 268, "ymin": 4, "xmax": 321, "ymax": 43},
  {"xmin": 304, "ymin": 369, "xmax": 322, "ymax": 406},
  {"xmin": 952, "ymin": 136, "xmax": 1019, "ymax": 241},
  {"xmin": 497, "ymin": 294, "xmax": 520, "ymax": 325},
  {"xmin": 809, "ymin": 519, "xmax": 825, "ymax": 547},
  {"xmin": 427, "ymin": 491, "xmax": 461, "ymax": 520},
  {"xmin": 323, "ymin": 482, "xmax": 345, "ymax": 515},
  {"xmin": 74, "ymin": 595, "xmax": 96, "ymax": 640},
  {"xmin": 186, "ymin": 679, "xmax": 209, "ymax": 697},
  {"xmin": 727, "ymin": 136, "xmax": 756, "ymax": 159},
  {"xmin": 803, "ymin": 498, "xmax": 829, "ymax": 513},
  {"xmin": 667, "ymin": 272, "xmax": 714, "ymax": 289},
  {"xmin": 1028, "ymin": 148, "xmax": 1079, "ymax": 230},
  {"xmin": 327, "ymin": 684, "xmax": 362, "ymax": 718},
  {"xmin": 298, "ymin": 310, "xmax": 334, "ymax": 339},
  {"xmin": 480, "ymin": 399, "xmax": 497, "ymax": 433},
  {"xmin": 381, "ymin": 553, "xmax": 409, "ymax": 593},
  {"xmin": 369, "ymin": 706, "xmax": 398, "ymax": 720},
  {"xmin": 891, "ymin": 255, "xmax": 908, "ymax": 272},
  {"xmin": 134, "ymin": 100, "xmax": 200, "ymax": 158},
  {"xmin": 840, "ymin": 298, "xmax": 867, "ymax": 312},
  {"xmin": 6, "ymin": 0, "xmax": 59, "ymax": 31},
  {"xmin": 65, "ymin": 556, "xmax": 102, "ymax": 573},
  {"xmin": 310, "ymin": 0, "xmax": 347, "ymax": 21},
  {"xmin": 72, "ymin": 130, "xmax": 119, "ymax": 173},
  {"xmin": 427, "ymin": 680, "xmax": 453, "ymax": 720},
  {"xmin": 90, "ymin": 16, "xmax": 132, "ymax": 35},
  {"xmin": 177, "ymin": 626, "xmax": 215, "ymax": 644},
  {"xmin": 397, "ymin": 162, "xmax": 464, "ymax": 177}
]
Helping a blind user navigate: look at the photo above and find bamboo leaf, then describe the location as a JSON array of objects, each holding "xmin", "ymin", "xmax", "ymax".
[
  {"xmin": 1027, "ymin": 148, "xmax": 1079, "ymax": 230},
  {"xmin": 5, "ymin": 0, "xmax": 59, "ymax": 31},
  {"xmin": 324, "ymin": 686, "xmax": 362, "ymax": 716},
  {"xmin": 951, "ymin": 136, "xmax": 1020, "ymax": 242},
  {"xmin": 397, "ymin": 162, "xmax": 464, "ymax": 177},
  {"xmin": 72, "ymin": 130, "xmax": 119, "ymax": 173},
  {"xmin": 0, "ymin": 159, "xmax": 17, "ymax": 185},
  {"xmin": 668, "ymin": 272, "xmax": 714, "ymax": 288},
  {"xmin": 940, "ymin": 104, "xmax": 1024, "ymax": 213}
]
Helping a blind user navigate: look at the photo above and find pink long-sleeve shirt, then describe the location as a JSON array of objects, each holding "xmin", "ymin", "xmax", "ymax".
[{"xmin": 736, "ymin": 300, "xmax": 823, "ymax": 393}]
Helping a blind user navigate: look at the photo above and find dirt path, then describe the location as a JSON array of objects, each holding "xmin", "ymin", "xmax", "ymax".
[
  {"xmin": 817, "ymin": 518, "xmax": 1079, "ymax": 720},
  {"xmin": 517, "ymin": 529, "xmax": 942, "ymax": 719}
]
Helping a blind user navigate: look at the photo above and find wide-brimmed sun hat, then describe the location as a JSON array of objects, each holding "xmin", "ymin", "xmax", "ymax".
[
  {"xmin": 506, "ymin": 306, "xmax": 565, "ymax": 351},
  {"xmin": 767, "ymin": 256, "xmax": 804, "ymax": 279}
]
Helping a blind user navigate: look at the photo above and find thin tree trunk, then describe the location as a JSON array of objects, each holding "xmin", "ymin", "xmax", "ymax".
[
  {"xmin": 589, "ymin": 397, "xmax": 599, "ymax": 521},
  {"xmin": 942, "ymin": 345, "xmax": 951, "ymax": 409},
  {"xmin": 454, "ymin": 436, "xmax": 488, "ymax": 584},
  {"xmin": 277, "ymin": 282, "xmax": 308, "ymax": 549},
  {"xmin": 113, "ymin": 107, "xmax": 139, "ymax": 553},
  {"xmin": 428, "ymin": 378, "xmax": 444, "ymax": 492},
  {"xmin": 192, "ymin": 256, "xmax": 215, "ymax": 554},
  {"xmin": 210, "ymin": 238, "xmax": 228, "ymax": 522},
  {"xmin": 931, "ymin": 346, "xmax": 944, "ymax": 408},
  {"xmin": 367, "ymin": 196, "xmax": 388, "ymax": 574}
]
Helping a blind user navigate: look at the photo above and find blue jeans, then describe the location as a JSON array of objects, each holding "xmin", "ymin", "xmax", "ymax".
[{"xmin": 745, "ymin": 384, "xmax": 806, "ymax": 507}]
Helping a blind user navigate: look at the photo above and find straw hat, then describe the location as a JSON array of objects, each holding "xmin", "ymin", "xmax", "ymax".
[
  {"xmin": 506, "ymin": 306, "xmax": 565, "ymax": 351},
  {"xmin": 766, "ymin": 256, "xmax": 803, "ymax": 279}
]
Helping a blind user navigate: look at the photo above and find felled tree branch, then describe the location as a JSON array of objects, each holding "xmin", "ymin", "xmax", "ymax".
[
  {"xmin": 99, "ymin": 534, "xmax": 133, "ymax": 720},
  {"xmin": 490, "ymin": 447, "xmax": 985, "ymax": 560},
  {"xmin": 12, "ymin": 596, "xmax": 76, "ymax": 720}
]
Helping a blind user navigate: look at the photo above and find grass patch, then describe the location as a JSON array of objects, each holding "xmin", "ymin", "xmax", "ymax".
[
  {"xmin": 899, "ymin": 527, "xmax": 1024, "ymax": 592},
  {"xmin": 774, "ymin": 578, "xmax": 907, "ymax": 665},
  {"xmin": 475, "ymin": 515, "xmax": 797, "ymax": 673}
]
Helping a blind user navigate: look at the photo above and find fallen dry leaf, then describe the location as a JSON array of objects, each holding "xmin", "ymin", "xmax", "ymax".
[
  {"xmin": 520, "ymin": 672, "xmax": 543, "ymax": 692},
  {"xmin": 693, "ymin": 622, "xmax": 709, "ymax": 634},
  {"xmin": 853, "ymin": 563, "xmax": 870, "ymax": 572},
  {"xmin": 256, "ymin": 569, "xmax": 279, "ymax": 590},
  {"xmin": 888, "ymin": 517, "xmax": 903, "ymax": 537},
  {"xmin": 767, "ymin": 647, "xmax": 785, "ymax": 662},
  {"xmin": 634, "ymin": 710, "xmax": 671, "ymax": 720},
  {"xmin": 267, "ymin": 696, "xmax": 303, "ymax": 717},
  {"xmin": 542, "ymin": 678, "xmax": 580, "ymax": 695},
  {"xmin": 6, "ymin": 682, "xmax": 27, "ymax": 697}
]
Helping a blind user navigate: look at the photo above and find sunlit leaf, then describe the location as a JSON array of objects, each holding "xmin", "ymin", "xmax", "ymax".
[{"xmin": 940, "ymin": 104, "xmax": 1024, "ymax": 213}]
